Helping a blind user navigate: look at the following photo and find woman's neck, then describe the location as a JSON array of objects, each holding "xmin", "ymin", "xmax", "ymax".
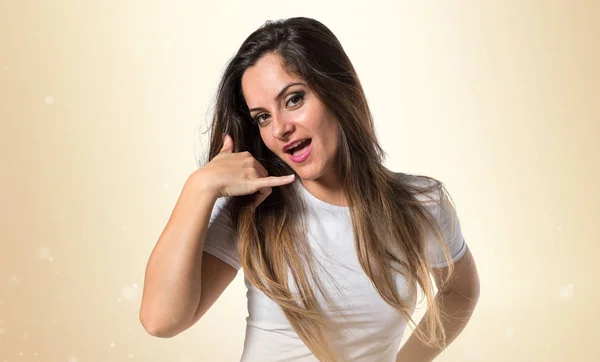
[{"xmin": 300, "ymin": 177, "xmax": 347, "ymax": 207}]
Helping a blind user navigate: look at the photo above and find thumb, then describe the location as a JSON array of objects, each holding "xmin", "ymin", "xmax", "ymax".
[{"xmin": 220, "ymin": 133, "xmax": 234, "ymax": 153}]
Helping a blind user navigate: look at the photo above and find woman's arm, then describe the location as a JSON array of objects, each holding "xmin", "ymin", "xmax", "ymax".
[
  {"xmin": 139, "ymin": 171, "xmax": 236, "ymax": 337},
  {"xmin": 396, "ymin": 245, "xmax": 480, "ymax": 362}
]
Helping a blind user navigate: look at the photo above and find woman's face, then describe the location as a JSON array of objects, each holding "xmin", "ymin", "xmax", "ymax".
[{"xmin": 241, "ymin": 53, "xmax": 340, "ymax": 184}]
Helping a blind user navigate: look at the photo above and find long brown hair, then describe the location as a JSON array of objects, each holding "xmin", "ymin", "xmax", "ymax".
[{"xmin": 201, "ymin": 17, "xmax": 457, "ymax": 361}]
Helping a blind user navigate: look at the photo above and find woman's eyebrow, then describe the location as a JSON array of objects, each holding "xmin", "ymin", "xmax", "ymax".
[{"xmin": 248, "ymin": 82, "xmax": 305, "ymax": 113}]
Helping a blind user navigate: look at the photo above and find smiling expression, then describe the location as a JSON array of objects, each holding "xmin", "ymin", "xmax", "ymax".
[{"xmin": 241, "ymin": 53, "xmax": 340, "ymax": 184}]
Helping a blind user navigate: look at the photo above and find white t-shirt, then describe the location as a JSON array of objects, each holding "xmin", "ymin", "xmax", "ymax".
[{"xmin": 203, "ymin": 173, "xmax": 467, "ymax": 362}]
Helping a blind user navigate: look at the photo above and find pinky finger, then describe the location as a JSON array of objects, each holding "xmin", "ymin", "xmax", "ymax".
[{"xmin": 257, "ymin": 174, "xmax": 296, "ymax": 189}]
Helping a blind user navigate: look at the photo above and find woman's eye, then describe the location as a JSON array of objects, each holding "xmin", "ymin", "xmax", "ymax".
[
  {"xmin": 252, "ymin": 93, "xmax": 304, "ymax": 125},
  {"xmin": 286, "ymin": 93, "xmax": 304, "ymax": 107},
  {"xmin": 254, "ymin": 113, "xmax": 269, "ymax": 124}
]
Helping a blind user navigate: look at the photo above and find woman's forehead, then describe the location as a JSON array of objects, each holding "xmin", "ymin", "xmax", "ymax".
[{"xmin": 241, "ymin": 54, "xmax": 304, "ymax": 103}]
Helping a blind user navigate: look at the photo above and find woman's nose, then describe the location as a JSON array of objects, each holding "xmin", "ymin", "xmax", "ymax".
[{"xmin": 272, "ymin": 113, "xmax": 294, "ymax": 139}]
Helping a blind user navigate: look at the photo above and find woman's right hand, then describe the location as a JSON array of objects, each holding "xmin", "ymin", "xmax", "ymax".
[{"xmin": 195, "ymin": 134, "xmax": 296, "ymax": 208}]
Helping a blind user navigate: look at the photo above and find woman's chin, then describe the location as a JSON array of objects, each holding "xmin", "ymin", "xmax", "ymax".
[
  {"xmin": 294, "ymin": 169, "xmax": 323, "ymax": 182},
  {"xmin": 284, "ymin": 158, "xmax": 325, "ymax": 182}
]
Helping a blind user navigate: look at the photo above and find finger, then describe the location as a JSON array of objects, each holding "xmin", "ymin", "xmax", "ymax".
[
  {"xmin": 251, "ymin": 187, "xmax": 272, "ymax": 209},
  {"xmin": 220, "ymin": 134, "xmax": 234, "ymax": 153},
  {"xmin": 252, "ymin": 159, "xmax": 269, "ymax": 178},
  {"xmin": 255, "ymin": 174, "xmax": 296, "ymax": 189}
]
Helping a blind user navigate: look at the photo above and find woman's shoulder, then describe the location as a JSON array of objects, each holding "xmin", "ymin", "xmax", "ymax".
[
  {"xmin": 393, "ymin": 171, "xmax": 445, "ymax": 203},
  {"xmin": 395, "ymin": 171, "xmax": 436, "ymax": 185}
]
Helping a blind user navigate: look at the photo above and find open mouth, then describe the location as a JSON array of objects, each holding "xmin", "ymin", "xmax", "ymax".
[{"xmin": 284, "ymin": 139, "xmax": 312, "ymax": 156}]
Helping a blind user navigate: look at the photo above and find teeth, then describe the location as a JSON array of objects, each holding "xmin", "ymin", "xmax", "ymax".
[{"xmin": 286, "ymin": 139, "xmax": 307, "ymax": 151}]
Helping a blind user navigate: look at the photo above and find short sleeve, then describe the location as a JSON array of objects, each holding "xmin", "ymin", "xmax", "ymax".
[
  {"xmin": 425, "ymin": 191, "xmax": 467, "ymax": 268},
  {"xmin": 203, "ymin": 196, "xmax": 242, "ymax": 271}
]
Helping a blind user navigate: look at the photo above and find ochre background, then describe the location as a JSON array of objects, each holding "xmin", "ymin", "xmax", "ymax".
[{"xmin": 1, "ymin": 1, "xmax": 598, "ymax": 361}]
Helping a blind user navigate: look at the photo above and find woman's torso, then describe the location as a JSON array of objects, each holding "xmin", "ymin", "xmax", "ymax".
[{"xmin": 240, "ymin": 183, "xmax": 417, "ymax": 362}]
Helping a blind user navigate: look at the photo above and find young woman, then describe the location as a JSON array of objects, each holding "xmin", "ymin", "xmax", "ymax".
[{"xmin": 140, "ymin": 17, "xmax": 480, "ymax": 362}]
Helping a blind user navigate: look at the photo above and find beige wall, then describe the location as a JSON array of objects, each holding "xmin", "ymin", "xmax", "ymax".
[{"xmin": 1, "ymin": 0, "xmax": 598, "ymax": 361}]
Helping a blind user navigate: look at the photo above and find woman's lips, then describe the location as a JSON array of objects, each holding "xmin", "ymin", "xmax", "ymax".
[{"xmin": 288, "ymin": 140, "xmax": 312, "ymax": 163}]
